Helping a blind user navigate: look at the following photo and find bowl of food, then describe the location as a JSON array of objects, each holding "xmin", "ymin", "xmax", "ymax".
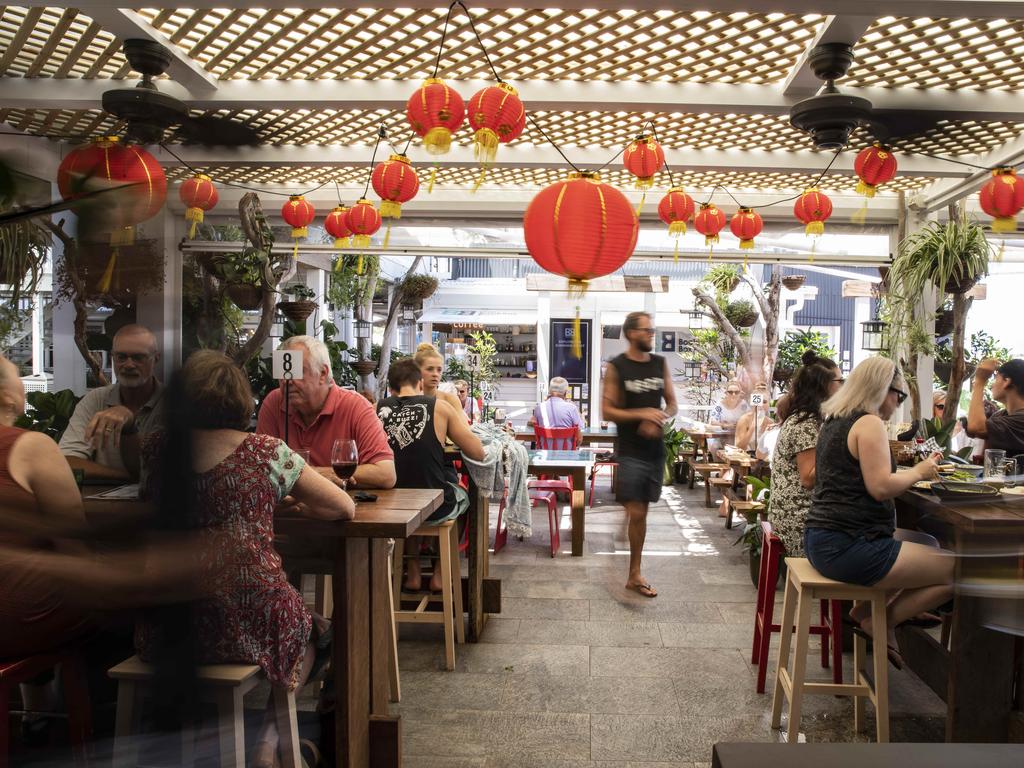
[{"xmin": 930, "ymin": 481, "xmax": 1001, "ymax": 500}]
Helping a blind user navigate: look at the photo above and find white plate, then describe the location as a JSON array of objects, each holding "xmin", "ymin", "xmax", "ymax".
[{"xmin": 999, "ymin": 487, "xmax": 1024, "ymax": 498}]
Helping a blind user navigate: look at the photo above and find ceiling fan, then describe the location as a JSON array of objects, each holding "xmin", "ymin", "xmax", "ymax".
[
  {"xmin": 101, "ymin": 38, "xmax": 258, "ymax": 147},
  {"xmin": 789, "ymin": 42, "xmax": 943, "ymax": 150}
]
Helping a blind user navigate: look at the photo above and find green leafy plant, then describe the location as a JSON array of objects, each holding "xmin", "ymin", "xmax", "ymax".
[
  {"xmin": 892, "ymin": 216, "xmax": 991, "ymax": 298},
  {"xmin": 282, "ymin": 284, "xmax": 316, "ymax": 301},
  {"xmin": 662, "ymin": 424, "xmax": 689, "ymax": 485},
  {"xmin": 445, "ymin": 330, "xmax": 499, "ymax": 400},
  {"xmin": 220, "ymin": 246, "xmax": 267, "ymax": 286},
  {"xmin": 775, "ymin": 330, "xmax": 837, "ymax": 378},
  {"xmin": 734, "ymin": 474, "xmax": 770, "ymax": 557},
  {"xmin": 15, "ymin": 389, "xmax": 82, "ymax": 441},
  {"xmin": 724, "ymin": 299, "xmax": 758, "ymax": 328},
  {"xmin": 398, "ymin": 274, "xmax": 439, "ymax": 303},
  {"xmin": 702, "ymin": 264, "xmax": 742, "ymax": 297},
  {"xmin": 920, "ymin": 416, "xmax": 972, "ymax": 460}
]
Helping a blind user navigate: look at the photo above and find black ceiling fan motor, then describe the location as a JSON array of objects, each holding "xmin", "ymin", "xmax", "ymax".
[{"xmin": 789, "ymin": 43, "xmax": 873, "ymax": 150}]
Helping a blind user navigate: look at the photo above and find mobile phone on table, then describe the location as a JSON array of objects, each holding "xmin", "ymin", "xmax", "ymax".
[{"xmin": 353, "ymin": 491, "xmax": 377, "ymax": 502}]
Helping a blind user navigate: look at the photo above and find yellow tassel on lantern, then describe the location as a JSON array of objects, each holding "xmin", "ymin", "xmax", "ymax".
[
  {"xmin": 185, "ymin": 206, "xmax": 204, "ymax": 239},
  {"xmin": 855, "ymin": 181, "xmax": 878, "ymax": 198},
  {"xmin": 851, "ymin": 201, "xmax": 869, "ymax": 226},
  {"xmin": 472, "ymin": 167, "xmax": 488, "ymax": 193},
  {"xmin": 382, "ymin": 223, "xmax": 392, "ymax": 249},
  {"xmin": 668, "ymin": 221, "xmax": 688, "ymax": 236},
  {"xmin": 353, "ymin": 234, "xmax": 371, "ymax": 249},
  {"xmin": 996, "ymin": 240, "xmax": 1006, "ymax": 262},
  {"xmin": 333, "ymin": 257, "xmax": 344, "ymax": 272},
  {"xmin": 473, "ymin": 128, "xmax": 500, "ymax": 165},
  {"xmin": 356, "ymin": 254, "xmax": 365, "ymax": 275},
  {"xmin": 805, "ymin": 221, "xmax": 824, "ymax": 236},
  {"xmin": 705, "ymin": 234, "xmax": 719, "ymax": 247},
  {"xmin": 379, "ymin": 200, "xmax": 402, "ymax": 219},
  {"xmin": 635, "ymin": 189, "xmax": 647, "ymax": 215},
  {"xmin": 992, "ymin": 216, "xmax": 1017, "ymax": 234},
  {"xmin": 673, "ymin": 238, "xmax": 680, "ymax": 262},
  {"xmin": 98, "ymin": 250, "xmax": 117, "ymax": 293},
  {"xmin": 110, "ymin": 226, "xmax": 134, "ymax": 247},
  {"xmin": 333, "ymin": 236, "xmax": 351, "ymax": 249},
  {"xmin": 423, "ymin": 127, "xmax": 453, "ymax": 155},
  {"xmin": 572, "ymin": 307, "xmax": 582, "ymax": 360},
  {"xmin": 428, "ymin": 165, "xmax": 438, "ymax": 194},
  {"xmin": 634, "ymin": 176, "xmax": 655, "ymax": 190},
  {"xmin": 739, "ymin": 239, "xmax": 754, "ymax": 250}
]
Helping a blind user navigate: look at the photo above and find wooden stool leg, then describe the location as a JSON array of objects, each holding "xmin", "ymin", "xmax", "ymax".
[
  {"xmin": 853, "ymin": 600, "xmax": 867, "ymax": 733},
  {"xmin": 704, "ymin": 475, "xmax": 713, "ymax": 507},
  {"xmin": 386, "ymin": 552, "xmax": 401, "ymax": 703},
  {"xmin": 819, "ymin": 599, "xmax": 830, "ymax": 668},
  {"xmin": 391, "ymin": 539, "xmax": 405, "ymax": 605},
  {"xmin": 272, "ymin": 686, "xmax": 301, "ymax": 768},
  {"xmin": 315, "ymin": 575, "xmax": 334, "ymax": 618},
  {"xmin": 437, "ymin": 525, "xmax": 456, "ymax": 671},
  {"xmin": 830, "ymin": 599, "xmax": 844, "ymax": 685},
  {"xmin": 870, "ymin": 598, "xmax": 890, "ymax": 743},
  {"xmin": 770, "ymin": 573, "xmax": 798, "ymax": 729},
  {"xmin": 784, "ymin": 588, "xmax": 814, "ymax": 743},
  {"xmin": 216, "ymin": 689, "xmax": 245, "ymax": 768},
  {"xmin": 112, "ymin": 680, "xmax": 138, "ymax": 768},
  {"xmin": 755, "ymin": 544, "xmax": 781, "ymax": 694},
  {"xmin": 449, "ymin": 523, "xmax": 466, "ymax": 644}
]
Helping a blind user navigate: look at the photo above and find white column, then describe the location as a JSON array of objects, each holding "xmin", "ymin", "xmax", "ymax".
[
  {"xmin": 50, "ymin": 210, "xmax": 87, "ymax": 394},
  {"xmin": 536, "ymin": 291, "xmax": 551, "ymax": 405},
  {"xmin": 852, "ymin": 295, "xmax": 870, "ymax": 367},
  {"xmin": 135, "ymin": 208, "xmax": 183, "ymax": 382},
  {"xmin": 305, "ymin": 267, "xmax": 327, "ymax": 337},
  {"xmin": 30, "ymin": 290, "xmax": 44, "ymax": 376}
]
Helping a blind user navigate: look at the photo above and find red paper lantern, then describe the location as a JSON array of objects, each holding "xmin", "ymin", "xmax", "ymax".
[
  {"xmin": 793, "ymin": 188, "xmax": 833, "ymax": 236},
  {"xmin": 178, "ymin": 173, "xmax": 218, "ymax": 239},
  {"xmin": 854, "ymin": 143, "xmax": 898, "ymax": 198},
  {"xmin": 371, "ymin": 154, "xmax": 420, "ymax": 219},
  {"xmin": 693, "ymin": 203, "xmax": 726, "ymax": 246},
  {"xmin": 524, "ymin": 172, "xmax": 638, "ymax": 285},
  {"xmin": 467, "ymin": 83, "xmax": 526, "ymax": 164},
  {"xmin": 324, "ymin": 206, "xmax": 352, "ymax": 249},
  {"xmin": 980, "ymin": 167, "xmax": 1024, "ymax": 234},
  {"xmin": 345, "ymin": 198, "xmax": 382, "ymax": 248},
  {"xmin": 730, "ymin": 208, "xmax": 763, "ymax": 250},
  {"xmin": 281, "ymin": 195, "xmax": 315, "ymax": 240},
  {"xmin": 658, "ymin": 187, "xmax": 695, "ymax": 235},
  {"xmin": 622, "ymin": 135, "xmax": 665, "ymax": 189},
  {"xmin": 406, "ymin": 78, "xmax": 466, "ymax": 156}
]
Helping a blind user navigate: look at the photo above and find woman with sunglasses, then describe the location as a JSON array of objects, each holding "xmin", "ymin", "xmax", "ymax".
[{"xmin": 804, "ymin": 357, "xmax": 952, "ymax": 668}]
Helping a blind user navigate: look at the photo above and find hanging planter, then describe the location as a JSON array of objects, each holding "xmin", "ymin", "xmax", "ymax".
[
  {"xmin": 782, "ymin": 275, "xmax": 806, "ymax": 290},
  {"xmin": 277, "ymin": 285, "xmax": 317, "ymax": 322},
  {"xmin": 226, "ymin": 283, "xmax": 263, "ymax": 311},
  {"xmin": 934, "ymin": 308, "xmax": 954, "ymax": 337},
  {"xmin": 725, "ymin": 299, "xmax": 759, "ymax": 328},
  {"xmin": 352, "ymin": 359, "xmax": 377, "ymax": 377}
]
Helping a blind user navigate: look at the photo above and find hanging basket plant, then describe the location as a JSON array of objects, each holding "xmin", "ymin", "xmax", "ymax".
[
  {"xmin": 781, "ymin": 275, "xmax": 806, "ymax": 291},
  {"xmin": 226, "ymin": 283, "xmax": 263, "ymax": 311},
  {"xmin": 352, "ymin": 359, "xmax": 377, "ymax": 376},
  {"xmin": 399, "ymin": 273, "xmax": 439, "ymax": 303},
  {"xmin": 277, "ymin": 284, "xmax": 317, "ymax": 322},
  {"xmin": 892, "ymin": 216, "xmax": 991, "ymax": 298},
  {"xmin": 725, "ymin": 299, "xmax": 759, "ymax": 328}
]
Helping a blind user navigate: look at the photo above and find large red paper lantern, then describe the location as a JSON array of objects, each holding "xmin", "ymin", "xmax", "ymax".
[
  {"xmin": 178, "ymin": 173, "xmax": 218, "ymax": 239},
  {"xmin": 730, "ymin": 208, "xmax": 763, "ymax": 250},
  {"xmin": 467, "ymin": 83, "xmax": 526, "ymax": 164},
  {"xmin": 406, "ymin": 78, "xmax": 465, "ymax": 156},
  {"xmin": 622, "ymin": 135, "xmax": 665, "ymax": 189},
  {"xmin": 523, "ymin": 172, "xmax": 638, "ymax": 286},
  {"xmin": 793, "ymin": 188, "xmax": 833, "ymax": 236},
  {"xmin": 371, "ymin": 154, "xmax": 420, "ymax": 219},
  {"xmin": 693, "ymin": 203, "xmax": 726, "ymax": 246},
  {"xmin": 345, "ymin": 198, "xmax": 382, "ymax": 248},
  {"xmin": 980, "ymin": 167, "xmax": 1024, "ymax": 234},
  {"xmin": 854, "ymin": 143, "xmax": 898, "ymax": 198},
  {"xmin": 324, "ymin": 205, "xmax": 352, "ymax": 250},
  {"xmin": 281, "ymin": 196, "xmax": 315, "ymax": 239},
  {"xmin": 658, "ymin": 187, "xmax": 695, "ymax": 235}
]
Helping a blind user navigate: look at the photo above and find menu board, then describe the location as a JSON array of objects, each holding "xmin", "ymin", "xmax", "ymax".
[{"xmin": 550, "ymin": 319, "xmax": 591, "ymax": 385}]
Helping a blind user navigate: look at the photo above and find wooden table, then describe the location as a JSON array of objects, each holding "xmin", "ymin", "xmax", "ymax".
[
  {"xmin": 514, "ymin": 426, "xmax": 618, "ymax": 447},
  {"xmin": 84, "ymin": 486, "xmax": 442, "ymax": 768},
  {"xmin": 681, "ymin": 426, "xmax": 733, "ymax": 461},
  {"xmin": 528, "ymin": 449, "xmax": 594, "ymax": 557},
  {"xmin": 895, "ymin": 489, "xmax": 1024, "ymax": 743}
]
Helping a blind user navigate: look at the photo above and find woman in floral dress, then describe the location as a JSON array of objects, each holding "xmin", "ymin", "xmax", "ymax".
[
  {"xmin": 140, "ymin": 350, "xmax": 354, "ymax": 767},
  {"xmin": 768, "ymin": 354, "xmax": 843, "ymax": 556}
]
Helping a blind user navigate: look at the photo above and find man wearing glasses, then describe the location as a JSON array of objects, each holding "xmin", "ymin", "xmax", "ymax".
[
  {"xmin": 602, "ymin": 311, "xmax": 677, "ymax": 598},
  {"xmin": 59, "ymin": 324, "xmax": 164, "ymax": 482}
]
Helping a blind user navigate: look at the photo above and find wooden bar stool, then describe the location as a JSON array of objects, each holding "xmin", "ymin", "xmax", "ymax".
[
  {"xmin": 689, "ymin": 463, "xmax": 727, "ymax": 507},
  {"xmin": 770, "ymin": 558, "xmax": 890, "ymax": 743},
  {"xmin": 752, "ymin": 522, "xmax": 842, "ymax": 694},
  {"xmin": 392, "ymin": 518, "xmax": 465, "ymax": 671},
  {"xmin": 108, "ymin": 656, "xmax": 300, "ymax": 768}
]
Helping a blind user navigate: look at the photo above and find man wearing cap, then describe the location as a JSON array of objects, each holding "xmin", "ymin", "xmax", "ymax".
[
  {"xmin": 967, "ymin": 358, "xmax": 1024, "ymax": 457},
  {"xmin": 529, "ymin": 376, "xmax": 582, "ymax": 430}
]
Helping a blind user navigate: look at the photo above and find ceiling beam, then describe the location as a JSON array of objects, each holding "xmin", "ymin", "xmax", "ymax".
[
  {"xmin": 6, "ymin": 77, "xmax": 1024, "ymax": 123},
  {"xmin": 83, "ymin": 8, "xmax": 218, "ymax": 93},
  {"xmin": 150, "ymin": 143, "xmax": 964, "ymax": 178},
  {"xmin": 781, "ymin": 15, "xmax": 876, "ymax": 96},
  {"xmin": 914, "ymin": 132, "xmax": 1024, "ymax": 213},
  {"xmin": 16, "ymin": 1, "xmax": 1024, "ymax": 17}
]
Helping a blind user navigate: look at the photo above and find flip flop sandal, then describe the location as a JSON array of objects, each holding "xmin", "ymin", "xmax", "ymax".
[
  {"xmin": 850, "ymin": 626, "xmax": 903, "ymax": 670},
  {"xmin": 901, "ymin": 612, "xmax": 942, "ymax": 629},
  {"xmin": 627, "ymin": 582, "xmax": 658, "ymax": 598}
]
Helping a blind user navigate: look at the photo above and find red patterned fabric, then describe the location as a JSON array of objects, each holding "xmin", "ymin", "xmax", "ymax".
[{"xmin": 137, "ymin": 433, "xmax": 311, "ymax": 688}]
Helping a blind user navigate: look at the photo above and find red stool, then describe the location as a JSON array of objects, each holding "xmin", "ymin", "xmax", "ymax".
[
  {"xmin": 0, "ymin": 651, "xmax": 92, "ymax": 768},
  {"xmin": 494, "ymin": 488, "xmax": 562, "ymax": 558},
  {"xmin": 588, "ymin": 459, "xmax": 618, "ymax": 506},
  {"xmin": 752, "ymin": 521, "xmax": 843, "ymax": 694}
]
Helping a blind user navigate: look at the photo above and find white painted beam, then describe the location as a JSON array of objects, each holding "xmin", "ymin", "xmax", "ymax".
[
  {"xmin": 782, "ymin": 15, "xmax": 875, "ymax": 96},
  {"xmin": 6, "ymin": 77, "xmax": 1024, "ymax": 122},
  {"xmin": 914, "ymin": 132, "xmax": 1024, "ymax": 213},
  {"xmin": 17, "ymin": 1, "xmax": 1024, "ymax": 18},
  {"xmin": 149, "ymin": 143, "xmax": 963, "ymax": 178},
  {"xmin": 84, "ymin": 8, "xmax": 218, "ymax": 93}
]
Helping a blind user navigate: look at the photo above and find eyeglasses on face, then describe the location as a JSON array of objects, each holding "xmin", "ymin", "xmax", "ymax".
[
  {"xmin": 935, "ymin": 403, "xmax": 945, "ymax": 411},
  {"xmin": 726, "ymin": 389, "xmax": 741, "ymax": 395},
  {"xmin": 833, "ymin": 378, "xmax": 845, "ymax": 384},
  {"xmin": 632, "ymin": 327, "xmax": 656, "ymax": 335},
  {"xmin": 889, "ymin": 386, "xmax": 909, "ymax": 405},
  {"xmin": 112, "ymin": 352, "xmax": 152, "ymax": 364}
]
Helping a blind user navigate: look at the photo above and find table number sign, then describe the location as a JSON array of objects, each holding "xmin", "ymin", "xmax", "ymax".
[{"xmin": 273, "ymin": 348, "xmax": 304, "ymax": 380}]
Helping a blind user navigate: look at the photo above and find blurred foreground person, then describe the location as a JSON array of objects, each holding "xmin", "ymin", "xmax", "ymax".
[{"xmin": 140, "ymin": 350, "xmax": 354, "ymax": 768}]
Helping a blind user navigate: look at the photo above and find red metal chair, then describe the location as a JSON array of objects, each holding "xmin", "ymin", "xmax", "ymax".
[
  {"xmin": 493, "ymin": 486, "xmax": 562, "ymax": 558},
  {"xmin": 752, "ymin": 520, "xmax": 843, "ymax": 694},
  {"xmin": 588, "ymin": 458, "xmax": 617, "ymax": 506},
  {"xmin": 0, "ymin": 651, "xmax": 92, "ymax": 768},
  {"xmin": 529, "ymin": 426, "xmax": 581, "ymax": 496}
]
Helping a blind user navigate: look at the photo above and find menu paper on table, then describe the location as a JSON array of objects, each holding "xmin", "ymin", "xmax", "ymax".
[{"xmin": 88, "ymin": 484, "xmax": 140, "ymax": 500}]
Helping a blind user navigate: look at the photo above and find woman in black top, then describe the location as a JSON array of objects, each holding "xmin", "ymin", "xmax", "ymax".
[{"xmin": 805, "ymin": 356, "xmax": 952, "ymax": 666}]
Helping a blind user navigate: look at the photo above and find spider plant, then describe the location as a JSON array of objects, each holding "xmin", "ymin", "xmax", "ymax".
[{"xmin": 891, "ymin": 215, "xmax": 991, "ymax": 299}]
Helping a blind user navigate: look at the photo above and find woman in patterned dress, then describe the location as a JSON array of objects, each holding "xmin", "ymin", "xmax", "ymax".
[
  {"xmin": 768, "ymin": 353, "xmax": 843, "ymax": 556},
  {"xmin": 140, "ymin": 350, "xmax": 354, "ymax": 767}
]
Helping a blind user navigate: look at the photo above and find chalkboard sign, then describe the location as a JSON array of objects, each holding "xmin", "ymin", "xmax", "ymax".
[{"xmin": 550, "ymin": 319, "xmax": 591, "ymax": 385}]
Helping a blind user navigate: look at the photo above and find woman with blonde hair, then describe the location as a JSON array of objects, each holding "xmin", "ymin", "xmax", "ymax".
[
  {"xmin": 414, "ymin": 343, "xmax": 463, "ymax": 412},
  {"xmin": 805, "ymin": 356, "xmax": 952, "ymax": 667}
]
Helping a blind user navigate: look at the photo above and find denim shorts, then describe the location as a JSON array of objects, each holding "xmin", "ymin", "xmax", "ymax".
[
  {"xmin": 615, "ymin": 455, "xmax": 663, "ymax": 504},
  {"xmin": 804, "ymin": 527, "xmax": 902, "ymax": 586}
]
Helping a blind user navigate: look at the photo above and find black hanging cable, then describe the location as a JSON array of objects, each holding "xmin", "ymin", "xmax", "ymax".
[
  {"xmin": 159, "ymin": 143, "xmax": 333, "ymax": 198},
  {"xmin": 334, "ymin": 179, "xmax": 344, "ymax": 206},
  {"xmin": 431, "ymin": 2, "xmax": 460, "ymax": 80},
  {"xmin": 456, "ymin": 0, "xmax": 503, "ymax": 83},
  {"xmin": 361, "ymin": 123, "xmax": 387, "ymax": 199},
  {"xmin": 524, "ymin": 113, "xmax": 582, "ymax": 173}
]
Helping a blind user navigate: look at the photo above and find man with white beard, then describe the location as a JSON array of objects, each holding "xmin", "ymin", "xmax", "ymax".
[{"xmin": 59, "ymin": 324, "xmax": 164, "ymax": 482}]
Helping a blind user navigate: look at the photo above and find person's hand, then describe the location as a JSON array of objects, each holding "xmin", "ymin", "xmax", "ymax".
[
  {"xmin": 275, "ymin": 495, "xmax": 308, "ymax": 516},
  {"xmin": 914, "ymin": 455, "xmax": 941, "ymax": 481},
  {"xmin": 637, "ymin": 420, "xmax": 663, "ymax": 439},
  {"xmin": 313, "ymin": 465, "xmax": 351, "ymax": 490},
  {"xmin": 85, "ymin": 405, "xmax": 135, "ymax": 450},
  {"xmin": 974, "ymin": 357, "xmax": 1001, "ymax": 384},
  {"xmin": 637, "ymin": 408, "xmax": 668, "ymax": 426}
]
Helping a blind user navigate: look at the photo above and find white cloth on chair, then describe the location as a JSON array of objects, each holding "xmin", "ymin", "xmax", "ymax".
[{"xmin": 461, "ymin": 423, "xmax": 532, "ymax": 537}]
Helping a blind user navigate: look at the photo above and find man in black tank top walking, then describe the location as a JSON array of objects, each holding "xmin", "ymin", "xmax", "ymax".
[{"xmin": 602, "ymin": 311, "xmax": 677, "ymax": 598}]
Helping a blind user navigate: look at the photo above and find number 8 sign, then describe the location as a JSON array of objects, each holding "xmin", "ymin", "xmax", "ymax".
[{"xmin": 273, "ymin": 348, "xmax": 304, "ymax": 380}]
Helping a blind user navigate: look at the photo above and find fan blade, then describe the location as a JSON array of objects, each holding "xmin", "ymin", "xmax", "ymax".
[
  {"xmin": 176, "ymin": 115, "xmax": 260, "ymax": 147},
  {"xmin": 867, "ymin": 110, "xmax": 944, "ymax": 141}
]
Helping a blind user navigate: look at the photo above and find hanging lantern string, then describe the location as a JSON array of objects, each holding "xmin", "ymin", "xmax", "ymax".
[
  {"xmin": 334, "ymin": 179, "xmax": 345, "ymax": 206},
  {"xmin": 361, "ymin": 123, "xmax": 388, "ymax": 199},
  {"xmin": 431, "ymin": 2, "xmax": 462, "ymax": 80},
  {"xmin": 644, "ymin": 120, "xmax": 676, "ymax": 190}
]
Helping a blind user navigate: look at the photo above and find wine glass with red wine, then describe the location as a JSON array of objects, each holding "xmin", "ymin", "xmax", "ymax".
[{"xmin": 331, "ymin": 439, "xmax": 359, "ymax": 490}]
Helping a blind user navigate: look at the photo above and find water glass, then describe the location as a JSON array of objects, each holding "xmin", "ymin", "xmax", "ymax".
[
  {"xmin": 295, "ymin": 448, "xmax": 311, "ymax": 465},
  {"xmin": 984, "ymin": 449, "xmax": 1008, "ymax": 480}
]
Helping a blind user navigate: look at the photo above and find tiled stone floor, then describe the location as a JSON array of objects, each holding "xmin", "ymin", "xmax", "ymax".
[{"xmin": 392, "ymin": 480, "xmax": 946, "ymax": 767}]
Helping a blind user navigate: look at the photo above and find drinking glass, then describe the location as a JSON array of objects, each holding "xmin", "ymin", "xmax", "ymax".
[
  {"xmin": 295, "ymin": 448, "xmax": 311, "ymax": 464},
  {"xmin": 331, "ymin": 439, "xmax": 359, "ymax": 490},
  {"xmin": 984, "ymin": 449, "xmax": 1008, "ymax": 481}
]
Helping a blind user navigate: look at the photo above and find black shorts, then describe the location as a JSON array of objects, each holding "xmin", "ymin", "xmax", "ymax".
[{"xmin": 615, "ymin": 455, "xmax": 663, "ymax": 504}]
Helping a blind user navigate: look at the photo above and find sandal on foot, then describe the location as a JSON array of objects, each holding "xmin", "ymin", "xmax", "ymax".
[
  {"xmin": 627, "ymin": 582, "xmax": 658, "ymax": 598},
  {"xmin": 901, "ymin": 612, "xmax": 942, "ymax": 629},
  {"xmin": 850, "ymin": 626, "xmax": 903, "ymax": 670}
]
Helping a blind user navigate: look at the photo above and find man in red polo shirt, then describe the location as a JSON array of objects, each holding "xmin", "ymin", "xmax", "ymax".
[{"xmin": 257, "ymin": 335, "xmax": 396, "ymax": 489}]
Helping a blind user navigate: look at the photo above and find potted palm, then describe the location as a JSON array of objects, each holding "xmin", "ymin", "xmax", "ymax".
[
  {"xmin": 662, "ymin": 424, "xmax": 688, "ymax": 485},
  {"xmin": 735, "ymin": 475, "xmax": 771, "ymax": 586},
  {"xmin": 277, "ymin": 284, "xmax": 318, "ymax": 322}
]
